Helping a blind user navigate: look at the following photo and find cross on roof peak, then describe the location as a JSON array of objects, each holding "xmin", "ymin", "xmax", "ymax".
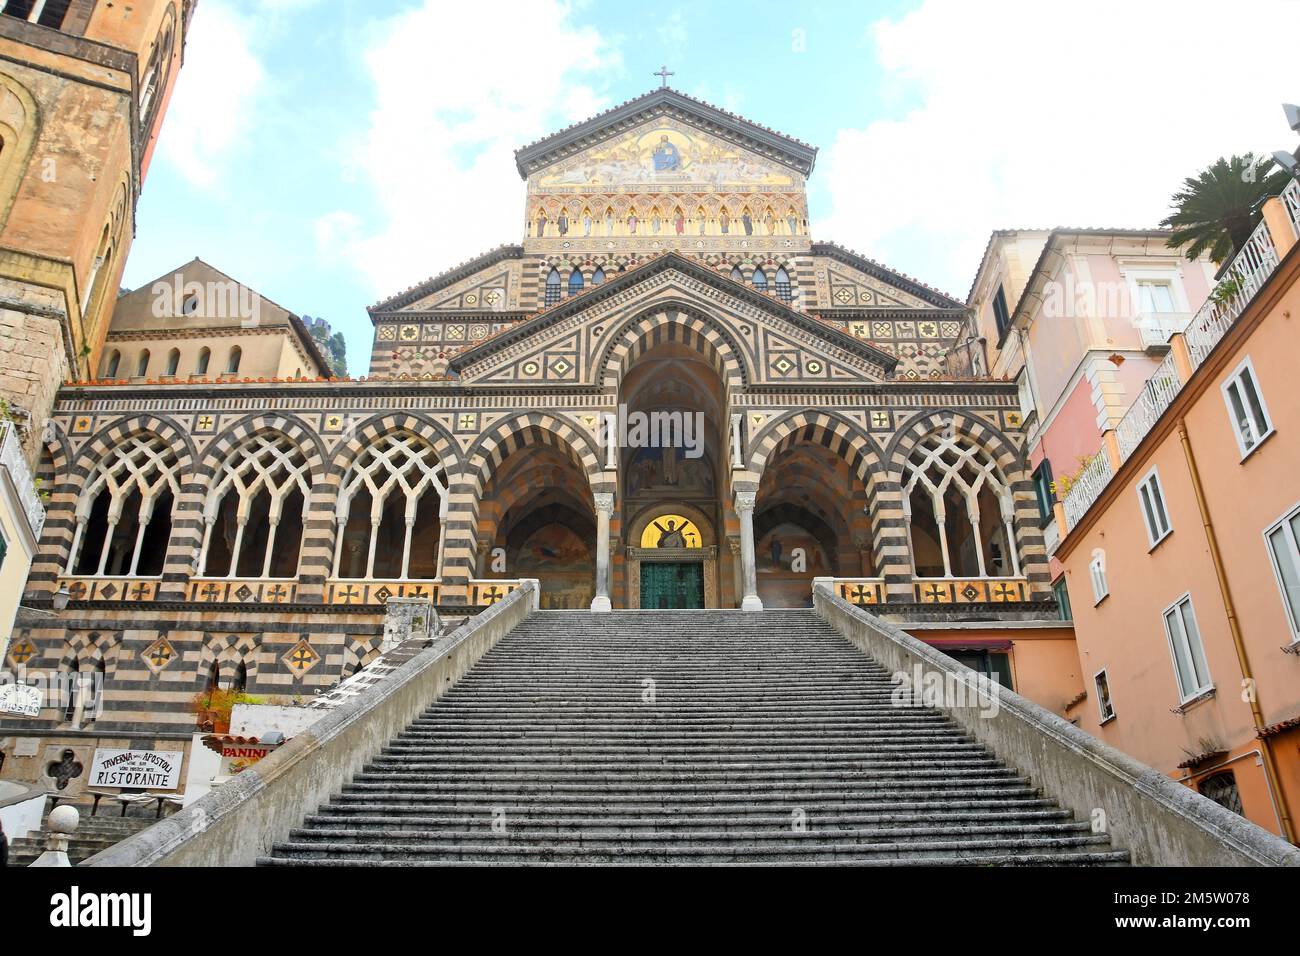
[{"xmin": 653, "ymin": 66, "xmax": 675, "ymax": 89}]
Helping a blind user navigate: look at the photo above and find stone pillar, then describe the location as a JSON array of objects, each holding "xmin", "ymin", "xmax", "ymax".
[
  {"xmin": 734, "ymin": 491, "xmax": 763, "ymax": 612},
  {"xmin": 382, "ymin": 595, "xmax": 437, "ymax": 652},
  {"xmin": 30, "ymin": 805, "xmax": 78, "ymax": 867},
  {"xmin": 591, "ymin": 492, "xmax": 614, "ymax": 612}
]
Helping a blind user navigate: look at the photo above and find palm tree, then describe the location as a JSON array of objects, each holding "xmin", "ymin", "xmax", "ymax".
[{"xmin": 1161, "ymin": 154, "xmax": 1289, "ymax": 263}]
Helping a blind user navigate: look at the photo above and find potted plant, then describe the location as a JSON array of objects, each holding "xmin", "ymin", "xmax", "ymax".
[{"xmin": 190, "ymin": 689, "xmax": 263, "ymax": 733}]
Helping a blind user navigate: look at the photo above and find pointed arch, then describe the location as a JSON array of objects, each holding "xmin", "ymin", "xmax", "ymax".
[{"xmin": 595, "ymin": 305, "xmax": 751, "ymax": 391}]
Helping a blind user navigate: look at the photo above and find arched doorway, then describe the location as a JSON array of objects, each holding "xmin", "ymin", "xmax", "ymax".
[
  {"xmin": 625, "ymin": 502, "xmax": 718, "ymax": 608},
  {"xmin": 478, "ymin": 442, "xmax": 597, "ymax": 608},
  {"xmin": 615, "ymin": 334, "xmax": 729, "ymax": 608},
  {"xmin": 754, "ymin": 437, "xmax": 874, "ymax": 607}
]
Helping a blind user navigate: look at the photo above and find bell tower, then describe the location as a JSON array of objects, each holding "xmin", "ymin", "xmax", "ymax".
[{"xmin": 0, "ymin": 0, "xmax": 193, "ymax": 457}]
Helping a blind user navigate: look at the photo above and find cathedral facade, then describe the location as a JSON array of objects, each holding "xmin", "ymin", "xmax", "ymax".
[{"xmin": 2, "ymin": 89, "xmax": 1048, "ymax": 772}]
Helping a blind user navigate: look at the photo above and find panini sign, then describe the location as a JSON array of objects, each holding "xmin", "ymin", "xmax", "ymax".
[{"xmin": 88, "ymin": 749, "xmax": 184, "ymax": 790}]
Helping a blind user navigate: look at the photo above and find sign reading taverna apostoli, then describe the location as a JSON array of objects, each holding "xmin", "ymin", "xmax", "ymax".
[{"xmin": 88, "ymin": 749, "xmax": 184, "ymax": 790}]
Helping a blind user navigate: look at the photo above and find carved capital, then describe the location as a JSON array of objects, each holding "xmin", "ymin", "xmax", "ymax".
[
  {"xmin": 593, "ymin": 492, "xmax": 616, "ymax": 516},
  {"xmin": 733, "ymin": 491, "xmax": 756, "ymax": 514}
]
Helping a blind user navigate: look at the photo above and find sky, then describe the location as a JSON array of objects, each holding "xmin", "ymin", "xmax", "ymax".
[{"xmin": 124, "ymin": 0, "xmax": 1300, "ymax": 375}]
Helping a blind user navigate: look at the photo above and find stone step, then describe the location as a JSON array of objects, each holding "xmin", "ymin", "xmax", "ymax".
[
  {"xmin": 301, "ymin": 808, "xmax": 1074, "ymax": 831},
  {"xmin": 258, "ymin": 849, "xmax": 1131, "ymax": 867},
  {"xmin": 324, "ymin": 789, "xmax": 1053, "ymax": 811},
  {"xmin": 286, "ymin": 820, "xmax": 1096, "ymax": 846},
  {"xmin": 264, "ymin": 609, "xmax": 1127, "ymax": 867},
  {"xmin": 263, "ymin": 833, "xmax": 1121, "ymax": 864}
]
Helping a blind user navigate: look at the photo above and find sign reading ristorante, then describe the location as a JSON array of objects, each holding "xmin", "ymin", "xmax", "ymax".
[{"xmin": 88, "ymin": 749, "xmax": 184, "ymax": 790}]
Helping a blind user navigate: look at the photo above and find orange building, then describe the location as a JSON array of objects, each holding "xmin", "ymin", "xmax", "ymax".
[{"xmin": 1054, "ymin": 184, "xmax": 1300, "ymax": 842}]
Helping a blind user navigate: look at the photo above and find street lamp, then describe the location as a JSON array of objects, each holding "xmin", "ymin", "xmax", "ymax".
[
  {"xmin": 51, "ymin": 586, "xmax": 70, "ymax": 612},
  {"xmin": 1272, "ymin": 104, "xmax": 1300, "ymax": 180}
]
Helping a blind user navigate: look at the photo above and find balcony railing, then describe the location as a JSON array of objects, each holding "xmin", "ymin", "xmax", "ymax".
[
  {"xmin": 1135, "ymin": 311, "xmax": 1191, "ymax": 349},
  {"xmin": 0, "ymin": 421, "xmax": 45, "ymax": 539},
  {"xmin": 1283, "ymin": 178, "xmax": 1300, "ymax": 240},
  {"xmin": 1186, "ymin": 218, "xmax": 1280, "ymax": 368},
  {"xmin": 1116, "ymin": 351, "xmax": 1181, "ymax": 460},
  {"xmin": 1062, "ymin": 450, "xmax": 1114, "ymax": 529},
  {"xmin": 1060, "ymin": 190, "xmax": 1293, "ymax": 534}
]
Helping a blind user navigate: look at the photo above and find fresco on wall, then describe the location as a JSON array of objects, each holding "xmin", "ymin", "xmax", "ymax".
[
  {"xmin": 536, "ymin": 122, "xmax": 797, "ymax": 190},
  {"xmin": 756, "ymin": 524, "xmax": 830, "ymax": 574},
  {"xmin": 626, "ymin": 446, "xmax": 714, "ymax": 496},
  {"xmin": 638, "ymin": 515, "xmax": 704, "ymax": 549},
  {"xmin": 514, "ymin": 524, "xmax": 593, "ymax": 572}
]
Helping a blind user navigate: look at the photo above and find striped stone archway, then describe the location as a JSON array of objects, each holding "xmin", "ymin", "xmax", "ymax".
[
  {"xmin": 745, "ymin": 410, "xmax": 894, "ymax": 599},
  {"xmin": 304, "ymin": 412, "xmax": 461, "ymax": 600},
  {"xmin": 34, "ymin": 414, "xmax": 195, "ymax": 598},
  {"xmin": 887, "ymin": 409, "xmax": 1047, "ymax": 598},
  {"xmin": 595, "ymin": 305, "xmax": 750, "ymax": 393},
  {"xmin": 446, "ymin": 413, "xmax": 605, "ymax": 602}
]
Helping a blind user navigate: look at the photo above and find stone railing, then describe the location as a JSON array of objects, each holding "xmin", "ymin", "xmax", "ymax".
[
  {"xmin": 812, "ymin": 583, "xmax": 1300, "ymax": 866},
  {"xmin": 912, "ymin": 577, "xmax": 1029, "ymax": 604},
  {"xmin": 83, "ymin": 580, "xmax": 539, "ymax": 867},
  {"xmin": 0, "ymin": 421, "xmax": 45, "ymax": 539},
  {"xmin": 1115, "ymin": 351, "xmax": 1182, "ymax": 460},
  {"xmin": 819, "ymin": 577, "xmax": 887, "ymax": 607}
]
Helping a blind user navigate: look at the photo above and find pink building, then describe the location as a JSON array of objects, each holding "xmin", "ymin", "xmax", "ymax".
[
  {"xmin": 964, "ymin": 229, "xmax": 1216, "ymax": 605},
  {"xmin": 1052, "ymin": 187, "xmax": 1300, "ymax": 841}
]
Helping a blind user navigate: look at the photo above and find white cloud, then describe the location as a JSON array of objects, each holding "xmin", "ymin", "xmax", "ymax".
[
  {"xmin": 329, "ymin": 0, "xmax": 621, "ymax": 298},
  {"xmin": 821, "ymin": 0, "xmax": 1300, "ymax": 300},
  {"xmin": 157, "ymin": 1, "xmax": 264, "ymax": 188}
]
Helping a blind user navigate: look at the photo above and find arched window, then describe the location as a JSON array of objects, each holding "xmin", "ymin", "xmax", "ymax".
[
  {"xmin": 68, "ymin": 434, "xmax": 181, "ymax": 577},
  {"xmin": 139, "ymin": 6, "xmax": 176, "ymax": 136},
  {"xmin": 196, "ymin": 347, "xmax": 210, "ymax": 375},
  {"xmin": 102, "ymin": 350, "xmax": 121, "ymax": 378},
  {"xmin": 63, "ymin": 658, "xmax": 79, "ymax": 724},
  {"xmin": 903, "ymin": 430, "xmax": 1020, "ymax": 579},
  {"xmin": 730, "ymin": 266, "xmax": 744, "ymax": 284},
  {"xmin": 232, "ymin": 660, "xmax": 248, "ymax": 694},
  {"xmin": 205, "ymin": 660, "xmax": 220, "ymax": 692},
  {"xmin": 165, "ymin": 348, "xmax": 180, "ymax": 376},
  {"xmin": 775, "ymin": 267, "xmax": 792, "ymax": 303},
  {"xmin": 591, "ymin": 267, "xmax": 605, "ymax": 286},
  {"xmin": 568, "ymin": 269, "xmax": 584, "ymax": 295},
  {"xmin": 199, "ymin": 434, "xmax": 312, "ymax": 579},
  {"xmin": 1198, "ymin": 771, "xmax": 1243, "ymax": 816},
  {"xmin": 333, "ymin": 433, "xmax": 448, "ymax": 580},
  {"xmin": 544, "ymin": 268, "xmax": 562, "ymax": 307},
  {"xmin": 135, "ymin": 349, "xmax": 150, "ymax": 377},
  {"xmin": 226, "ymin": 345, "xmax": 242, "ymax": 374},
  {"xmin": 752, "ymin": 268, "xmax": 768, "ymax": 293}
]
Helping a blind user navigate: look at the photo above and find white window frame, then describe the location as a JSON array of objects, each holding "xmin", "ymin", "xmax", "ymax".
[
  {"xmin": 1089, "ymin": 550, "xmax": 1108, "ymax": 605},
  {"xmin": 1136, "ymin": 466, "xmax": 1173, "ymax": 549},
  {"xmin": 1162, "ymin": 593, "xmax": 1214, "ymax": 703},
  {"xmin": 1221, "ymin": 356, "xmax": 1274, "ymax": 461},
  {"xmin": 1093, "ymin": 668, "xmax": 1116, "ymax": 724},
  {"xmin": 1263, "ymin": 501, "xmax": 1300, "ymax": 647}
]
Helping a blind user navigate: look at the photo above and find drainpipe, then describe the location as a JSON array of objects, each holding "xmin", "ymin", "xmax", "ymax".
[{"xmin": 1177, "ymin": 418, "xmax": 1296, "ymax": 844}]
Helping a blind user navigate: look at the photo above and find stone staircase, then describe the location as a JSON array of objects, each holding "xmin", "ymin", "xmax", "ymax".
[
  {"xmin": 261, "ymin": 609, "xmax": 1129, "ymax": 866},
  {"xmin": 9, "ymin": 808, "xmax": 156, "ymax": 866}
]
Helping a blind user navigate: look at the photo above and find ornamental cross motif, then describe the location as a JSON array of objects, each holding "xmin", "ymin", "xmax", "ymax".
[{"xmin": 654, "ymin": 65, "xmax": 674, "ymax": 88}]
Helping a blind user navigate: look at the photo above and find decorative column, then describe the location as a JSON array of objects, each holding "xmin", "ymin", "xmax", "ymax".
[
  {"xmin": 591, "ymin": 492, "xmax": 614, "ymax": 612},
  {"xmin": 734, "ymin": 491, "xmax": 763, "ymax": 612}
]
